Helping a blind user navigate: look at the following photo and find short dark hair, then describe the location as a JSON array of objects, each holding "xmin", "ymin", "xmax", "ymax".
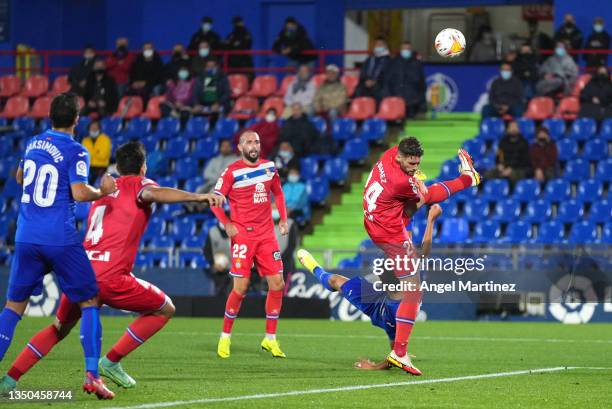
[
  {"xmin": 50, "ymin": 93, "xmax": 79, "ymax": 129},
  {"xmin": 398, "ymin": 137, "xmax": 424, "ymax": 157},
  {"xmin": 115, "ymin": 141, "xmax": 146, "ymax": 176}
]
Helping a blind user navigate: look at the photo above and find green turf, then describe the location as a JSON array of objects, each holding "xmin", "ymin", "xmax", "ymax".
[{"xmin": 1, "ymin": 317, "xmax": 610, "ymax": 408}]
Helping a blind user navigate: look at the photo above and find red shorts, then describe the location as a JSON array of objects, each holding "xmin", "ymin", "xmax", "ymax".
[
  {"xmin": 230, "ymin": 234, "xmax": 283, "ymax": 279},
  {"xmin": 366, "ymin": 226, "xmax": 418, "ymax": 280},
  {"xmin": 56, "ymin": 274, "xmax": 168, "ymax": 324}
]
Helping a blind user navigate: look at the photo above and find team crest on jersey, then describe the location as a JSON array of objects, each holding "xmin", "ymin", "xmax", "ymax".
[
  {"xmin": 76, "ymin": 160, "xmax": 88, "ymax": 177},
  {"xmin": 265, "ymin": 168, "xmax": 274, "ymax": 178},
  {"xmin": 253, "ymin": 182, "xmax": 268, "ymax": 203},
  {"xmin": 273, "ymin": 250, "xmax": 281, "ymax": 261},
  {"xmin": 215, "ymin": 178, "xmax": 223, "ymax": 191}
]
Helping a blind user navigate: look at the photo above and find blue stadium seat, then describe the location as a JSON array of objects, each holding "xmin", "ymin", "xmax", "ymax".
[
  {"xmin": 0, "ymin": 158, "xmax": 15, "ymax": 180},
  {"xmin": 193, "ymin": 137, "xmax": 219, "ymax": 160},
  {"xmin": 582, "ymin": 139, "xmax": 608, "ymax": 161},
  {"xmin": 463, "ymin": 198, "xmax": 490, "ymax": 222},
  {"xmin": 100, "ymin": 117, "xmax": 123, "ymax": 137},
  {"xmin": 210, "ymin": 117, "xmax": 238, "ymax": 140},
  {"xmin": 437, "ymin": 200, "xmax": 459, "ymax": 219},
  {"xmin": 151, "ymin": 235, "xmax": 175, "ymax": 248},
  {"xmin": 323, "ymin": 158, "xmax": 349, "ymax": 184},
  {"xmin": 243, "ymin": 118, "xmax": 258, "ymax": 129},
  {"xmin": 175, "ymin": 157, "xmax": 199, "ymax": 180},
  {"xmin": 491, "ymin": 199, "xmax": 521, "ymax": 222},
  {"xmin": 524, "ymin": 199, "xmax": 552, "ymax": 223},
  {"xmin": 306, "ymin": 176, "xmax": 330, "ymax": 205},
  {"xmin": 142, "ymin": 217, "xmax": 166, "ymax": 241},
  {"xmin": 181, "ymin": 235, "xmax": 205, "ymax": 249},
  {"xmin": 75, "ymin": 202, "xmax": 90, "ymax": 222},
  {"xmin": 180, "ymin": 253, "xmax": 207, "ymax": 269},
  {"xmin": 124, "ymin": 117, "xmax": 151, "ymax": 138},
  {"xmin": 453, "ymin": 186, "xmax": 478, "ymax": 203},
  {"xmin": 149, "ymin": 252, "xmax": 171, "ymax": 267},
  {"xmin": 411, "ymin": 219, "xmax": 439, "ymax": 244},
  {"xmin": 13, "ymin": 117, "xmax": 36, "ymax": 135},
  {"xmin": 155, "ymin": 117, "xmax": 180, "ymax": 137},
  {"xmin": 157, "ymin": 176, "xmax": 179, "ymax": 188},
  {"xmin": 462, "ymin": 139, "xmax": 486, "ymax": 156},
  {"xmin": 184, "ymin": 117, "xmax": 210, "ymax": 139},
  {"xmin": 184, "ymin": 176, "xmax": 205, "ymax": 193},
  {"xmin": 599, "ymin": 118, "xmax": 612, "ymax": 141},
  {"xmin": 543, "ymin": 179, "xmax": 571, "ymax": 202},
  {"xmin": 2, "ymin": 178, "xmax": 22, "ymax": 199},
  {"xmin": 75, "ymin": 116, "xmax": 91, "ymax": 137},
  {"xmin": 513, "ymin": 179, "xmax": 541, "ymax": 202},
  {"xmin": 587, "ymin": 200, "xmax": 611, "ymax": 223},
  {"xmin": 472, "ymin": 220, "xmax": 501, "ymax": 243},
  {"xmin": 482, "ymin": 178, "xmax": 509, "ymax": 200},
  {"xmin": 172, "ymin": 218, "xmax": 196, "ymax": 238},
  {"xmin": 134, "ymin": 253, "xmax": 153, "ymax": 270},
  {"xmin": 156, "ymin": 203, "xmax": 183, "ymax": 220},
  {"xmin": 474, "ymin": 153, "xmax": 495, "ymax": 173},
  {"xmin": 502, "ymin": 221, "xmax": 532, "ymax": 243},
  {"xmin": 439, "ymin": 217, "xmax": 469, "ymax": 243},
  {"xmin": 557, "ymin": 139, "xmax": 578, "ymax": 162},
  {"xmin": 332, "ymin": 118, "xmax": 357, "ymax": 141},
  {"xmin": 310, "ymin": 116, "xmax": 328, "ymax": 135},
  {"xmin": 595, "ymin": 158, "xmax": 612, "ymax": 182},
  {"xmin": 300, "ymin": 157, "xmax": 320, "ymax": 180},
  {"xmin": 517, "ymin": 118, "xmax": 535, "ymax": 140},
  {"xmin": 563, "ymin": 158, "xmax": 590, "ymax": 182},
  {"xmin": 536, "ymin": 220, "xmax": 565, "ymax": 243},
  {"xmin": 359, "ymin": 118, "xmax": 386, "ymax": 142},
  {"xmin": 602, "ymin": 222, "xmax": 612, "ymax": 244},
  {"xmin": 575, "ymin": 179, "xmax": 603, "ymax": 203},
  {"xmin": 163, "ymin": 136, "xmax": 189, "ymax": 159},
  {"xmin": 141, "ymin": 133, "xmax": 161, "ymax": 152},
  {"xmin": 340, "ymin": 138, "xmax": 368, "ymax": 162},
  {"xmin": 556, "ymin": 199, "xmax": 584, "ymax": 223},
  {"xmin": 479, "ymin": 117, "xmax": 504, "ymax": 141},
  {"xmin": 569, "ymin": 117, "xmax": 597, "ymax": 141},
  {"xmin": 439, "ymin": 158, "xmax": 460, "ymax": 180},
  {"xmin": 38, "ymin": 117, "xmax": 52, "ymax": 132},
  {"xmin": 542, "ymin": 118, "xmax": 565, "ymax": 140},
  {"xmin": 568, "ymin": 221, "xmax": 597, "ymax": 244}
]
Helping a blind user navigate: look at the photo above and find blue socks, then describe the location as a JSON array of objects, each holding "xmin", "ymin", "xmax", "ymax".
[
  {"xmin": 80, "ymin": 306, "xmax": 101, "ymax": 377},
  {"xmin": 0, "ymin": 308, "xmax": 21, "ymax": 361},
  {"xmin": 313, "ymin": 267, "xmax": 334, "ymax": 292}
]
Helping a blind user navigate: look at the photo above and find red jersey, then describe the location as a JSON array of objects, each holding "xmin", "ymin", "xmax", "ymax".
[
  {"xmin": 363, "ymin": 146, "xmax": 421, "ymax": 242},
  {"xmin": 214, "ymin": 159, "xmax": 282, "ymax": 236},
  {"xmin": 84, "ymin": 175, "xmax": 158, "ymax": 281}
]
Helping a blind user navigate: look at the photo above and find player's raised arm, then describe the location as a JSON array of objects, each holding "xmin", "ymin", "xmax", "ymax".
[
  {"xmin": 270, "ymin": 167, "xmax": 289, "ymax": 235},
  {"xmin": 420, "ymin": 204, "xmax": 443, "ymax": 257},
  {"xmin": 139, "ymin": 185, "xmax": 224, "ymax": 207},
  {"xmin": 71, "ymin": 174, "xmax": 117, "ymax": 202}
]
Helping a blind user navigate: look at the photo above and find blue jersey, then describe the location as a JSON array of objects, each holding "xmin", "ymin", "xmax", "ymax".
[{"xmin": 15, "ymin": 129, "xmax": 90, "ymax": 246}]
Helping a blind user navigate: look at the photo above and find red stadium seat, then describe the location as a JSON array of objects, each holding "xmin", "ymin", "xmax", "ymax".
[
  {"xmin": 259, "ymin": 96, "xmax": 284, "ymax": 117},
  {"xmin": 341, "ymin": 74, "xmax": 359, "ymax": 97},
  {"xmin": 248, "ymin": 75, "xmax": 277, "ymax": 98},
  {"xmin": 229, "ymin": 96, "xmax": 259, "ymax": 120},
  {"xmin": 143, "ymin": 95, "xmax": 166, "ymax": 120},
  {"xmin": 30, "ymin": 96, "xmax": 52, "ymax": 119},
  {"xmin": 114, "ymin": 96, "xmax": 143, "ymax": 119},
  {"xmin": 0, "ymin": 75, "xmax": 21, "ymax": 97},
  {"xmin": 228, "ymin": 74, "xmax": 249, "ymax": 98},
  {"xmin": 571, "ymin": 74, "xmax": 591, "ymax": 97},
  {"xmin": 21, "ymin": 75, "xmax": 49, "ymax": 98},
  {"xmin": 524, "ymin": 97, "xmax": 554, "ymax": 120},
  {"xmin": 312, "ymin": 73, "xmax": 326, "ymax": 88},
  {"xmin": 276, "ymin": 75, "xmax": 295, "ymax": 96},
  {"xmin": 555, "ymin": 96, "xmax": 580, "ymax": 120},
  {"xmin": 1, "ymin": 96, "xmax": 29, "ymax": 118},
  {"xmin": 376, "ymin": 97, "xmax": 406, "ymax": 121},
  {"xmin": 48, "ymin": 75, "xmax": 70, "ymax": 96},
  {"xmin": 347, "ymin": 97, "xmax": 376, "ymax": 120}
]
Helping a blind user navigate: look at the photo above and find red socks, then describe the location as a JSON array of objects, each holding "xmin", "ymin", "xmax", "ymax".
[
  {"xmin": 106, "ymin": 314, "xmax": 169, "ymax": 363},
  {"xmin": 265, "ymin": 290, "xmax": 283, "ymax": 335},
  {"xmin": 393, "ymin": 301, "xmax": 419, "ymax": 357},
  {"xmin": 8, "ymin": 325, "xmax": 61, "ymax": 381},
  {"xmin": 222, "ymin": 290, "xmax": 245, "ymax": 334},
  {"xmin": 424, "ymin": 174, "xmax": 473, "ymax": 204}
]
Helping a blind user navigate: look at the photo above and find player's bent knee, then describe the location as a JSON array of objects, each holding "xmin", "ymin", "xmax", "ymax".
[
  {"xmin": 328, "ymin": 275, "xmax": 347, "ymax": 291},
  {"xmin": 78, "ymin": 296, "xmax": 99, "ymax": 308},
  {"xmin": 53, "ymin": 318, "xmax": 77, "ymax": 339},
  {"xmin": 232, "ymin": 278, "xmax": 249, "ymax": 294},
  {"xmin": 5, "ymin": 300, "xmax": 28, "ymax": 316},
  {"xmin": 160, "ymin": 297, "xmax": 176, "ymax": 318}
]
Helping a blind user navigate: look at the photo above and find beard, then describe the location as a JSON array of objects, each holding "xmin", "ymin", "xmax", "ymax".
[{"xmin": 243, "ymin": 149, "xmax": 259, "ymax": 163}]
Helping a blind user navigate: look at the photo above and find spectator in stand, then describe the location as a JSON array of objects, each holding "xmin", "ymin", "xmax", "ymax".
[
  {"xmin": 81, "ymin": 120, "xmax": 112, "ymax": 185},
  {"xmin": 283, "ymin": 64, "xmax": 316, "ymax": 117},
  {"xmin": 529, "ymin": 127, "xmax": 558, "ymax": 182},
  {"xmin": 69, "ymin": 46, "xmax": 96, "ymax": 96},
  {"xmin": 190, "ymin": 41, "xmax": 211, "ymax": 78},
  {"xmin": 279, "ymin": 103, "xmax": 321, "ymax": 158},
  {"xmin": 272, "ymin": 141, "xmax": 299, "ymax": 181},
  {"xmin": 162, "ymin": 44, "xmax": 191, "ymax": 84},
  {"xmin": 481, "ymin": 62, "xmax": 524, "ymax": 119},
  {"xmin": 272, "ymin": 17, "xmax": 316, "ymax": 68},
  {"xmin": 127, "ymin": 42, "xmax": 164, "ymax": 102},
  {"xmin": 579, "ymin": 65, "xmax": 612, "ymax": 121},
  {"xmin": 193, "ymin": 58, "xmax": 231, "ymax": 116},
  {"xmin": 160, "ymin": 65, "xmax": 196, "ymax": 124},
  {"xmin": 554, "ymin": 14, "xmax": 583, "ymax": 61},
  {"xmin": 201, "ymin": 139, "xmax": 240, "ymax": 192},
  {"xmin": 355, "ymin": 37, "xmax": 392, "ymax": 102},
  {"xmin": 82, "ymin": 59, "xmax": 119, "ymax": 117},
  {"xmin": 224, "ymin": 16, "xmax": 254, "ymax": 80},
  {"xmin": 387, "ymin": 41, "xmax": 426, "ymax": 118},
  {"xmin": 204, "ymin": 215, "xmax": 232, "ymax": 296},
  {"xmin": 188, "ymin": 16, "xmax": 222, "ymax": 51},
  {"xmin": 314, "ymin": 64, "xmax": 347, "ymax": 119},
  {"xmin": 584, "ymin": 17, "xmax": 610, "ymax": 68},
  {"xmin": 536, "ymin": 41, "xmax": 578, "ymax": 96},
  {"xmin": 106, "ymin": 37, "xmax": 135, "ymax": 96},
  {"xmin": 282, "ymin": 167, "xmax": 310, "ymax": 223},
  {"xmin": 469, "ymin": 26, "xmax": 497, "ymax": 62},
  {"xmin": 513, "ymin": 43, "xmax": 539, "ymax": 100},
  {"xmin": 272, "ymin": 202, "xmax": 298, "ymax": 281},
  {"xmin": 485, "ymin": 120, "xmax": 531, "ymax": 184},
  {"xmin": 236, "ymin": 108, "xmax": 280, "ymax": 159},
  {"xmin": 527, "ymin": 19, "xmax": 555, "ymax": 62}
]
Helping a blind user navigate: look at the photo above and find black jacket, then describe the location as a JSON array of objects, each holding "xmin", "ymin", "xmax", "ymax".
[
  {"xmin": 584, "ymin": 30, "xmax": 611, "ymax": 68},
  {"xmin": 193, "ymin": 71, "xmax": 231, "ymax": 112},
  {"xmin": 512, "ymin": 53, "xmax": 538, "ymax": 83},
  {"xmin": 188, "ymin": 29, "xmax": 222, "ymax": 51},
  {"xmin": 162, "ymin": 54, "xmax": 191, "ymax": 83},
  {"xmin": 224, "ymin": 26, "xmax": 253, "ymax": 70},
  {"xmin": 489, "ymin": 76, "xmax": 524, "ymax": 107},
  {"xmin": 272, "ymin": 24, "xmax": 316, "ymax": 63},
  {"xmin": 129, "ymin": 53, "xmax": 164, "ymax": 88},
  {"xmin": 554, "ymin": 23, "xmax": 583, "ymax": 51},
  {"xmin": 69, "ymin": 57, "xmax": 96, "ymax": 94},
  {"xmin": 498, "ymin": 134, "xmax": 531, "ymax": 169},
  {"xmin": 386, "ymin": 56, "xmax": 425, "ymax": 105},
  {"xmin": 84, "ymin": 73, "xmax": 119, "ymax": 113},
  {"xmin": 580, "ymin": 76, "xmax": 612, "ymax": 107},
  {"xmin": 278, "ymin": 115, "xmax": 318, "ymax": 158}
]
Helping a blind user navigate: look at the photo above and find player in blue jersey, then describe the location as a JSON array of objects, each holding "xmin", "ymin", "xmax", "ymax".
[
  {"xmin": 297, "ymin": 204, "xmax": 441, "ymax": 371},
  {"xmin": 0, "ymin": 93, "xmax": 117, "ymax": 399}
]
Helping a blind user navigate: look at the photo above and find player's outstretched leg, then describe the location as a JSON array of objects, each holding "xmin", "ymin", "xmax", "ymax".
[
  {"xmin": 261, "ymin": 273, "xmax": 285, "ymax": 358},
  {"xmin": 218, "ymin": 278, "xmax": 248, "ymax": 358},
  {"xmin": 296, "ymin": 250, "xmax": 335, "ymax": 291}
]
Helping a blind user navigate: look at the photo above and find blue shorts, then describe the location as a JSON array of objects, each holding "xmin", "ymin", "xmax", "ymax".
[{"xmin": 8, "ymin": 242, "xmax": 99, "ymax": 303}]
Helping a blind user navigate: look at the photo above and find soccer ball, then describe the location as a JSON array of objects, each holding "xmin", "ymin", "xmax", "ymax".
[{"xmin": 435, "ymin": 28, "xmax": 466, "ymax": 58}]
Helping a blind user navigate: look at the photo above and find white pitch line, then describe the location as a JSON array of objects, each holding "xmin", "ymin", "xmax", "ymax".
[{"xmin": 103, "ymin": 367, "xmax": 588, "ymax": 409}]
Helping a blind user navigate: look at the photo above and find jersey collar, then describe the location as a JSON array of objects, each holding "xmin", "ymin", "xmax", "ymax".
[{"xmin": 46, "ymin": 129, "xmax": 74, "ymax": 139}]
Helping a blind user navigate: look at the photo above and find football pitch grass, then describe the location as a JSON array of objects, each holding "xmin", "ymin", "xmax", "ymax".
[{"xmin": 1, "ymin": 317, "xmax": 611, "ymax": 408}]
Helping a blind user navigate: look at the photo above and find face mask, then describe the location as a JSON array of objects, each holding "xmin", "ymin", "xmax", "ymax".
[
  {"xmin": 288, "ymin": 174, "xmax": 299, "ymax": 183},
  {"xmin": 199, "ymin": 48, "xmax": 210, "ymax": 58},
  {"xmin": 90, "ymin": 130, "xmax": 100, "ymax": 138},
  {"xmin": 271, "ymin": 209, "xmax": 280, "ymax": 221},
  {"xmin": 555, "ymin": 47, "xmax": 566, "ymax": 57},
  {"xmin": 500, "ymin": 70, "xmax": 512, "ymax": 80},
  {"xmin": 178, "ymin": 70, "xmax": 189, "ymax": 80},
  {"xmin": 400, "ymin": 50, "xmax": 412, "ymax": 59},
  {"xmin": 373, "ymin": 46, "xmax": 387, "ymax": 57},
  {"xmin": 143, "ymin": 49, "xmax": 154, "ymax": 58},
  {"xmin": 594, "ymin": 24, "xmax": 604, "ymax": 33},
  {"xmin": 265, "ymin": 113, "xmax": 276, "ymax": 123},
  {"xmin": 202, "ymin": 23, "xmax": 212, "ymax": 32},
  {"xmin": 278, "ymin": 150, "xmax": 293, "ymax": 160},
  {"xmin": 536, "ymin": 137, "xmax": 547, "ymax": 145}
]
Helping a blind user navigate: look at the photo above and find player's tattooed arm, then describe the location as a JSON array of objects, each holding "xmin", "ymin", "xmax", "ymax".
[
  {"xmin": 139, "ymin": 186, "xmax": 225, "ymax": 207},
  {"xmin": 71, "ymin": 174, "xmax": 117, "ymax": 202}
]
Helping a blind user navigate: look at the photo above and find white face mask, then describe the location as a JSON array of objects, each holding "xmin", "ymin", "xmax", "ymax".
[
  {"xmin": 199, "ymin": 48, "xmax": 210, "ymax": 58},
  {"xmin": 202, "ymin": 23, "xmax": 212, "ymax": 32},
  {"xmin": 90, "ymin": 130, "xmax": 100, "ymax": 138},
  {"xmin": 143, "ymin": 49, "xmax": 154, "ymax": 58},
  {"xmin": 265, "ymin": 113, "xmax": 276, "ymax": 123}
]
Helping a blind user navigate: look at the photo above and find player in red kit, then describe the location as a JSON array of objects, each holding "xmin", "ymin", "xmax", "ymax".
[
  {"xmin": 363, "ymin": 137, "xmax": 480, "ymax": 375},
  {"xmin": 212, "ymin": 131, "xmax": 289, "ymax": 359},
  {"xmin": 0, "ymin": 142, "xmax": 223, "ymax": 391}
]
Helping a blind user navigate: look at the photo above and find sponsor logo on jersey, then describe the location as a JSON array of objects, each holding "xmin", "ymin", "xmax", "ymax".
[
  {"xmin": 253, "ymin": 182, "xmax": 268, "ymax": 203},
  {"xmin": 86, "ymin": 250, "xmax": 111, "ymax": 262},
  {"xmin": 76, "ymin": 160, "xmax": 88, "ymax": 177}
]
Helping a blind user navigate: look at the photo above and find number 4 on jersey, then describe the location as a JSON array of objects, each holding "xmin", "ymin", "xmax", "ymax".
[{"xmin": 86, "ymin": 205, "xmax": 106, "ymax": 245}]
